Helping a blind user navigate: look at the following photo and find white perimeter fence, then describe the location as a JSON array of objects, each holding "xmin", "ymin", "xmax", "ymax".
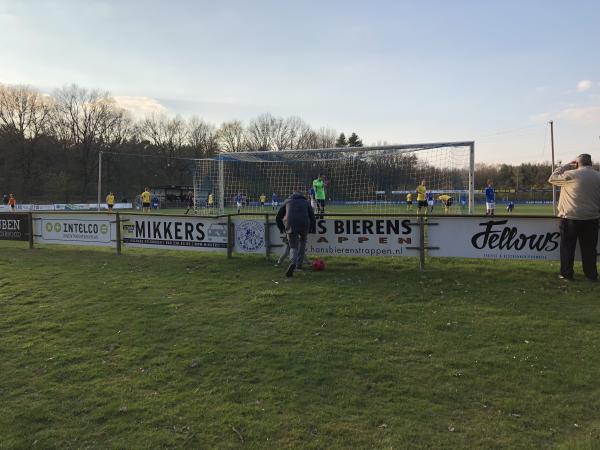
[{"xmin": 2, "ymin": 212, "xmax": 596, "ymax": 268}]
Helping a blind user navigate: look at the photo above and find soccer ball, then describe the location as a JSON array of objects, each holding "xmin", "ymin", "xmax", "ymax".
[{"xmin": 311, "ymin": 258, "xmax": 326, "ymax": 271}]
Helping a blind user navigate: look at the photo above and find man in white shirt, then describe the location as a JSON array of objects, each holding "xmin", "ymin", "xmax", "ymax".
[{"xmin": 548, "ymin": 154, "xmax": 600, "ymax": 281}]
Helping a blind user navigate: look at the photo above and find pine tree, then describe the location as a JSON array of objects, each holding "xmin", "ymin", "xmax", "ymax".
[
  {"xmin": 335, "ymin": 132, "xmax": 347, "ymax": 147},
  {"xmin": 348, "ymin": 132, "xmax": 363, "ymax": 147}
]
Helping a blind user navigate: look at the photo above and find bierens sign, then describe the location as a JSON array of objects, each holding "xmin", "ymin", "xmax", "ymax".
[
  {"xmin": 0, "ymin": 214, "xmax": 29, "ymax": 241},
  {"xmin": 36, "ymin": 214, "xmax": 114, "ymax": 247},
  {"xmin": 122, "ymin": 215, "xmax": 227, "ymax": 251},
  {"xmin": 428, "ymin": 217, "xmax": 564, "ymax": 260},
  {"xmin": 255, "ymin": 218, "xmax": 419, "ymax": 257}
]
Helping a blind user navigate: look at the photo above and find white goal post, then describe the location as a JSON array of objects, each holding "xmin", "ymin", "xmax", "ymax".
[{"xmin": 193, "ymin": 141, "xmax": 475, "ymax": 215}]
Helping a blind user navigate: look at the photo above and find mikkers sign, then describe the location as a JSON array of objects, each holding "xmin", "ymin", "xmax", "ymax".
[{"xmin": 122, "ymin": 215, "xmax": 227, "ymax": 251}]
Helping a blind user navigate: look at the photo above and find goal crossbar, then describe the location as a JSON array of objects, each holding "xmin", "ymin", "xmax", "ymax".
[{"xmin": 202, "ymin": 141, "xmax": 475, "ymax": 163}]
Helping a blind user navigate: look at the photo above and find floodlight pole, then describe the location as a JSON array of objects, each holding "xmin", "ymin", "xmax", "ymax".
[
  {"xmin": 97, "ymin": 151, "xmax": 103, "ymax": 212},
  {"xmin": 468, "ymin": 142, "xmax": 475, "ymax": 214},
  {"xmin": 549, "ymin": 121, "xmax": 557, "ymax": 216}
]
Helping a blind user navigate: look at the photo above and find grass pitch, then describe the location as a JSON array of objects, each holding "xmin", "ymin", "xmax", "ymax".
[
  {"xmin": 1, "ymin": 242, "xmax": 599, "ymax": 448},
  {"xmin": 141, "ymin": 203, "xmax": 554, "ymax": 217}
]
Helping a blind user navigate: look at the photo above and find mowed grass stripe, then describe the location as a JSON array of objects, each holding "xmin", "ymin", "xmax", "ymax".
[{"xmin": 0, "ymin": 242, "xmax": 599, "ymax": 448}]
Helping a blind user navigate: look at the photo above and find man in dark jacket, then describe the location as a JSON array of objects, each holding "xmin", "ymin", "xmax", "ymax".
[{"xmin": 276, "ymin": 191, "xmax": 316, "ymax": 277}]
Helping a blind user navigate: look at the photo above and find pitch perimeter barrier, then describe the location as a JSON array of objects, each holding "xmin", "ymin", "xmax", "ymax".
[
  {"xmin": 0, "ymin": 203, "xmax": 133, "ymax": 213},
  {"xmin": 0, "ymin": 213, "xmax": 32, "ymax": 245},
  {"xmin": 2, "ymin": 212, "xmax": 598, "ymax": 269}
]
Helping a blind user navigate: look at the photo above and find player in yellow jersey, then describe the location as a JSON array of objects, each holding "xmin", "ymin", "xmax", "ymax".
[
  {"xmin": 184, "ymin": 191, "xmax": 194, "ymax": 215},
  {"xmin": 260, "ymin": 193, "xmax": 266, "ymax": 208},
  {"xmin": 105, "ymin": 191, "xmax": 115, "ymax": 213},
  {"xmin": 208, "ymin": 193, "xmax": 214, "ymax": 208},
  {"xmin": 406, "ymin": 192, "xmax": 413, "ymax": 211},
  {"xmin": 416, "ymin": 180, "xmax": 427, "ymax": 215},
  {"xmin": 437, "ymin": 194, "xmax": 453, "ymax": 213},
  {"xmin": 140, "ymin": 187, "xmax": 151, "ymax": 213}
]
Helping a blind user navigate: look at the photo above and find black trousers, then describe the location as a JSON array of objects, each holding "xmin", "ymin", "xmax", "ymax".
[{"xmin": 559, "ymin": 218, "xmax": 599, "ymax": 280}]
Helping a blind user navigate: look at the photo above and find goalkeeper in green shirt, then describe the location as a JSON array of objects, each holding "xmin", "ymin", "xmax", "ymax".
[{"xmin": 312, "ymin": 174, "xmax": 327, "ymax": 218}]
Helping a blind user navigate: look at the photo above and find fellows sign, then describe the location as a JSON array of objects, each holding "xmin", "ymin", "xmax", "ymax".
[{"xmin": 428, "ymin": 217, "xmax": 563, "ymax": 260}]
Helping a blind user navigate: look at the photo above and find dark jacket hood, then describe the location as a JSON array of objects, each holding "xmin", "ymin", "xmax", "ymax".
[{"xmin": 289, "ymin": 192, "xmax": 307, "ymax": 200}]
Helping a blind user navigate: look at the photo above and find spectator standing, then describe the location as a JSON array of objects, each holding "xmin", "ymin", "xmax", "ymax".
[
  {"xmin": 8, "ymin": 193, "xmax": 16, "ymax": 211},
  {"xmin": 548, "ymin": 154, "xmax": 600, "ymax": 281}
]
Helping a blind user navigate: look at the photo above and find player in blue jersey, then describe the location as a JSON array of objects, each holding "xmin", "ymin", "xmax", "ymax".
[
  {"xmin": 271, "ymin": 192, "xmax": 279, "ymax": 210},
  {"xmin": 485, "ymin": 180, "xmax": 495, "ymax": 216},
  {"xmin": 507, "ymin": 200, "xmax": 514, "ymax": 213},
  {"xmin": 426, "ymin": 191, "xmax": 434, "ymax": 213},
  {"xmin": 234, "ymin": 193, "xmax": 243, "ymax": 213}
]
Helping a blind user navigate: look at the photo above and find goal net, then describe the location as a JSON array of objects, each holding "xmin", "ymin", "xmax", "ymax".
[{"xmin": 193, "ymin": 142, "xmax": 475, "ymax": 215}]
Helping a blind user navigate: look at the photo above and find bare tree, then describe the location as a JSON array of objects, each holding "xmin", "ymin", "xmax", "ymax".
[
  {"xmin": 101, "ymin": 111, "xmax": 135, "ymax": 196},
  {"xmin": 53, "ymin": 85, "xmax": 125, "ymax": 200},
  {"xmin": 246, "ymin": 113, "xmax": 277, "ymax": 151},
  {"xmin": 187, "ymin": 116, "xmax": 218, "ymax": 158},
  {"xmin": 246, "ymin": 114, "xmax": 316, "ymax": 151},
  {"xmin": 139, "ymin": 114, "xmax": 188, "ymax": 184},
  {"xmin": 269, "ymin": 116, "xmax": 292, "ymax": 150},
  {"xmin": 285, "ymin": 116, "xmax": 314, "ymax": 149},
  {"xmin": 217, "ymin": 120, "xmax": 246, "ymax": 152},
  {"xmin": 0, "ymin": 84, "xmax": 54, "ymax": 199},
  {"xmin": 313, "ymin": 127, "xmax": 337, "ymax": 149}
]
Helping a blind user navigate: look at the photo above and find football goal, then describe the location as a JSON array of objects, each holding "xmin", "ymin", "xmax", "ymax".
[{"xmin": 192, "ymin": 141, "xmax": 475, "ymax": 215}]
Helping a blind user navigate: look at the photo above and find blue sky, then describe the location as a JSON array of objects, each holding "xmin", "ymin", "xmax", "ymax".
[{"xmin": 1, "ymin": 0, "xmax": 599, "ymax": 163}]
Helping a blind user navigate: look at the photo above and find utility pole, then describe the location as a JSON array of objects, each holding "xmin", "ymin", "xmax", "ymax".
[
  {"xmin": 97, "ymin": 151, "xmax": 103, "ymax": 212},
  {"xmin": 549, "ymin": 121, "xmax": 556, "ymax": 216}
]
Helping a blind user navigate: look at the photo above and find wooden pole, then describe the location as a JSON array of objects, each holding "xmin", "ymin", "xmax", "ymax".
[
  {"xmin": 115, "ymin": 212, "xmax": 122, "ymax": 255},
  {"xmin": 97, "ymin": 151, "xmax": 102, "ymax": 212},
  {"xmin": 28, "ymin": 212, "xmax": 34, "ymax": 249},
  {"xmin": 419, "ymin": 216, "xmax": 426, "ymax": 271},
  {"xmin": 264, "ymin": 214, "xmax": 270, "ymax": 260},
  {"xmin": 227, "ymin": 215, "xmax": 233, "ymax": 259}
]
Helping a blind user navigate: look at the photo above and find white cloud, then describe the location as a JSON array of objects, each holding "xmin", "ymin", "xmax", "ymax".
[
  {"xmin": 113, "ymin": 96, "xmax": 168, "ymax": 118},
  {"xmin": 531, "ymin": 106, "xmax": 600, "ymax": 125},
  {"xmin": 576, "ymin": 80, "xmax": 592, "ymax": 92}
]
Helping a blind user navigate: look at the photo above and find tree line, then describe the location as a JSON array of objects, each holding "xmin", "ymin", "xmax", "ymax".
[
  {"xmin": 475, "ymin": 163, "xmax": 556, "ymax": 191},
  {"xmin": 0, "ymin": 83, "xmax": 367, "ymax": 202},
  {"xmin": 0, "ymin": 82, "xmax": 566, "ymax": 204}
]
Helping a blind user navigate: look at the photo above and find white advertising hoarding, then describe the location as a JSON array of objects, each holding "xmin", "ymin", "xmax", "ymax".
[
  {"xmin": 428, "ymin": 217, "xmax": 563, "ymax": 260},
  {"xmin": 233, "ymin": 217, "xmax": 420, "ymax": 257},
  {"xmin": 0, "ymin": 203, "xmax": 132, "ymax": 212},
  {"xmin": 121, "ymin": 214, "xmax": 227, "ymax": 252},
  {"xmin": 303, "ymin": 218, "xmax": 420, "ymax": 257},
  {"xmin": 233, "ymin": 218, "xmax": 266, "ymax": 253},
  {"xmin": 54, "ymin": 203, "xmax": 132, "ymax": 211},
  {"xmin": 35, "ymin": 214, "xmax": 115, "ymax": 247}
]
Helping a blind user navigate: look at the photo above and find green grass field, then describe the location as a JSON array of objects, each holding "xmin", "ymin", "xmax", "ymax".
[
  {"xmin": 1, "ymin": 241, "xmax": 599, "ymax": 448},
  {"xmin": 141, "ymin": 203, "xmax": 554, "ymax": 217}
]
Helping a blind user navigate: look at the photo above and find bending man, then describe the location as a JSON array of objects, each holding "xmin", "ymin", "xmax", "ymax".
[{"xmin": 276, "ymin": 191, "xmax": 316, "ymax": 278}]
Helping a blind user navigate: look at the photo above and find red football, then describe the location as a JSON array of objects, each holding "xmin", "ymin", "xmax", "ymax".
[{"xmin": 312, "ymin": 258, "xmax": 326, "ymax": 271}]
